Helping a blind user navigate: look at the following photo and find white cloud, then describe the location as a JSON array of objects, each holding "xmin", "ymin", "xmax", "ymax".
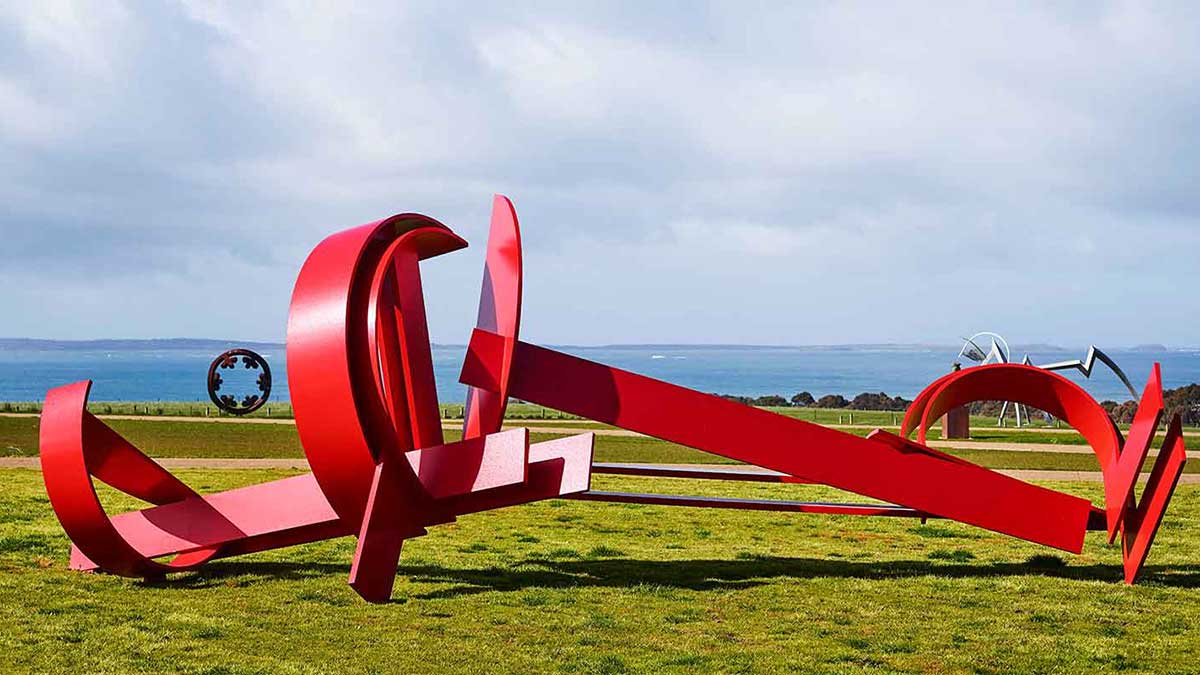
[{"xmin": 0, "ymin": 1, "xmax": 1197, "ymax": 345}]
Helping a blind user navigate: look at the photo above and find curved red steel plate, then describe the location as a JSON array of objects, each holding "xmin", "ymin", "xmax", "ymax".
[
  {"xmin": 902, "ymin": 363, "xmax": 1125, "ymax": 535},
  {"xmin": 463, "ymin": 195, "xmax": 523, "ymax": 439},
  {"xmin": 40, "ymin": 381, "xmax": 222, "ymax": 577},
  {"xmin": 903, "ymin": 363, "xmax": 1121, "ymax": 466},
  {"xmin": 287, "ymin": 214, "xmax": 465, "ymax": 525}
]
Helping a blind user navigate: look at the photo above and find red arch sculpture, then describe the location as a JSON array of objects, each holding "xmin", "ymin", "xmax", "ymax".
[
  {"xmin": 38, "ymin": 195, "xmax": 1189, "ymax": 601},
  {"xmin": 902, "ymin": 361, "xmax": 1186, "ymax": 582}
]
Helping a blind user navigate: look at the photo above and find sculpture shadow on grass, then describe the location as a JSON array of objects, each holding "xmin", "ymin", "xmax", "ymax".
[{"xmin": 145, "ymin": 555, "xmax": 1200, "ymax": 598}]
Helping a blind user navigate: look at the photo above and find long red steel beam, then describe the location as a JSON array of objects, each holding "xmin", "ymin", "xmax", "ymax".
[{"xmin": 461, "ymin": 329, "xmax": 1095, "ymax": 553}]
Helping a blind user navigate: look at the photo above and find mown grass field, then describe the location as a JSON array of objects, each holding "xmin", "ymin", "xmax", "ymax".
[
  {"xmin": 2, "ymin": 468, "xmax": 1198, "ymax": 673},
  {"xmin": 2, "ymin": 416, "xmax": 1195, "ymax": 474}
]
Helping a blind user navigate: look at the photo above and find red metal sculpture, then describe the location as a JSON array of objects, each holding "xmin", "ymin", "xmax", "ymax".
[{"xmin": 38, "ymin": 196, "xmax": 1188, "ymax": 602}]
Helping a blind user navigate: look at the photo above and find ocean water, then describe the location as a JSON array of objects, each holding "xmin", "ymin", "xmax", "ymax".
[{"xmin": 1, "ymin": 343, "xmax": 1197, "ymax": 405}]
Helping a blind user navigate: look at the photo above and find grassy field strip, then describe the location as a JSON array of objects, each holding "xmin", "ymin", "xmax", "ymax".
[
  {"xmin": 6, "ymin": 410, "xmax": 1198, "ymax": 440},
  {"xmin": 0, "ymin": 401, "xmax": 1092, "ymax": 428},
  {"xmin": 0, "ymin": 412, "xmax": 297, "ymax": 425},
  {"xmin": 4, "ymin": 416, "xmax": 1200, "ymax": 474},
  {"xmin": 0, "ymin": 467, "xmax": 1196, "ymax": 673}
]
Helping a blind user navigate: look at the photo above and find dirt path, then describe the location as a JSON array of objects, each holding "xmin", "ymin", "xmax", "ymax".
[
  {"xmin": 494, "ymin": 425, "xmax": 1200, "ymax": 457},
  {"xmin": 1, "ymin": 456, "xmax": 1196, "ymax": 484},
  {"xmin": 0, "ymin": 412, "xmax": 297, "ymax": 425},
  {"xmin": 928, "ymin": 439, "xmax": 1200, "ymax": 458},
  {"xmin": 0, "ymin": 457, "xmax": 310, "ymax": 470},
  {"xmin": 592, "ymin": 463, "xmax": 1200, "ymax": 485}
]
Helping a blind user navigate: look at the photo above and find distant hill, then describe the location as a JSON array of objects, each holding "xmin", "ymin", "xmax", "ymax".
[
  {"xmin": 1010, "ymin": 343, "xmax": 1068, "ymax": 353},
  {"xmin": 0, "ymin": 338, "xmax": 285, "ymax": 351},
  {"xmin": 1130, "ymin": 343, "xmax": 1169, "ymax": 352},
  {"xmin": 552, "ymin": 343, "xmax": 956, "ymax": 351}
]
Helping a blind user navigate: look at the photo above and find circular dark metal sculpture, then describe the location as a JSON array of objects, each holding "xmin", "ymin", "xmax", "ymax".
[{"xmin": 207, "ymin": 348, "xmax": 272, "ymax": 415}]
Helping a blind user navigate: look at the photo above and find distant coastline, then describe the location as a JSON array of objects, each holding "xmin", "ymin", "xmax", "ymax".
[
  {"xmin": 3, "ymin": 337, "xmax": 1197, "ymax": 352},
  {"xmin": 2, "ymin": 339, "xmax": 1197, "ymax": 403},
  {"xmin": 0, "ymin": 338, "xmax": 285, "ymax": 351}
]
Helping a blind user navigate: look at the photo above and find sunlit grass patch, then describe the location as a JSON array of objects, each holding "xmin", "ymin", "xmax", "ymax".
[{"xmin": 0, "ymin": 468, "xmax": 1196, "ymax": 672}]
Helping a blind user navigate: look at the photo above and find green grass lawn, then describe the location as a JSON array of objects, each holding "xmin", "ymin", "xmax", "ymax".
[
  {"xmin": 1, "ymin": 468, "xmax": 1196, "ymax": 673},
  {"xmin": 7, "ymin": 399, "xmax": 1189, "ymax": 436},
  {"xmin": 0, "ymin": 401, "xmax": 597, "ymax": 421},
  {"xmin": 0, "ymin": 415, "xmax": 306, "ymax": 459}
]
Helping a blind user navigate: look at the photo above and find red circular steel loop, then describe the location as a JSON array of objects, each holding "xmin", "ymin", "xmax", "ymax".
[
  {"xmin": 287, "ymin": 214, "xmax": 466, "ymax": 525},
  {"xmin": 903, "ymin": 363, "xmax": 1122, "ymax": 474},
  {"xmin": 364, "ymin": 230, "xmax": 447, "ymax": 451},
  {"xmin": 40, "ymin": 381, "xmax": 221, "ymax": 577}
]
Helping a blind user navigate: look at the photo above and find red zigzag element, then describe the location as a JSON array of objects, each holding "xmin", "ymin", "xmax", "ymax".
[{"xmin": 902, "ymin": 362, "xmax": 1187, "ymax": 583}]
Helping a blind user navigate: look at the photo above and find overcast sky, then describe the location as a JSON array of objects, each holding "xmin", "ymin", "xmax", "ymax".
[{"xmin": 2, "ymin": 1, "xmax": 1198, "ymax": 346}]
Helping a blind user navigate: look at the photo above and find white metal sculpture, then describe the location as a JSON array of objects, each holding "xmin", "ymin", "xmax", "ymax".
[
  {"xmin": 956, "ymin": 333, "xmax": 1138, "ymax": 427},
  {"xmin": 1038, "ymin": 346, "xmax": 1140, "ymax": 402},
  {"xmin": 957, "ymin": 332, "xmax": 1026, "ymax": 426}
]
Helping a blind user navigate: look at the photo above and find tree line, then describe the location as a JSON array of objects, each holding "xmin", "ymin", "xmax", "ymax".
[
  {"xmin": 718, "ymin": 383, "xmax": 1200, "ymax": 425},
  {"xmin": 715, "ymin": 391, "xmax": 912, "ymax": 411},
  {"xmin": 1101, "ymin": 383, "xmax": 1200, "ymax": 425}
]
